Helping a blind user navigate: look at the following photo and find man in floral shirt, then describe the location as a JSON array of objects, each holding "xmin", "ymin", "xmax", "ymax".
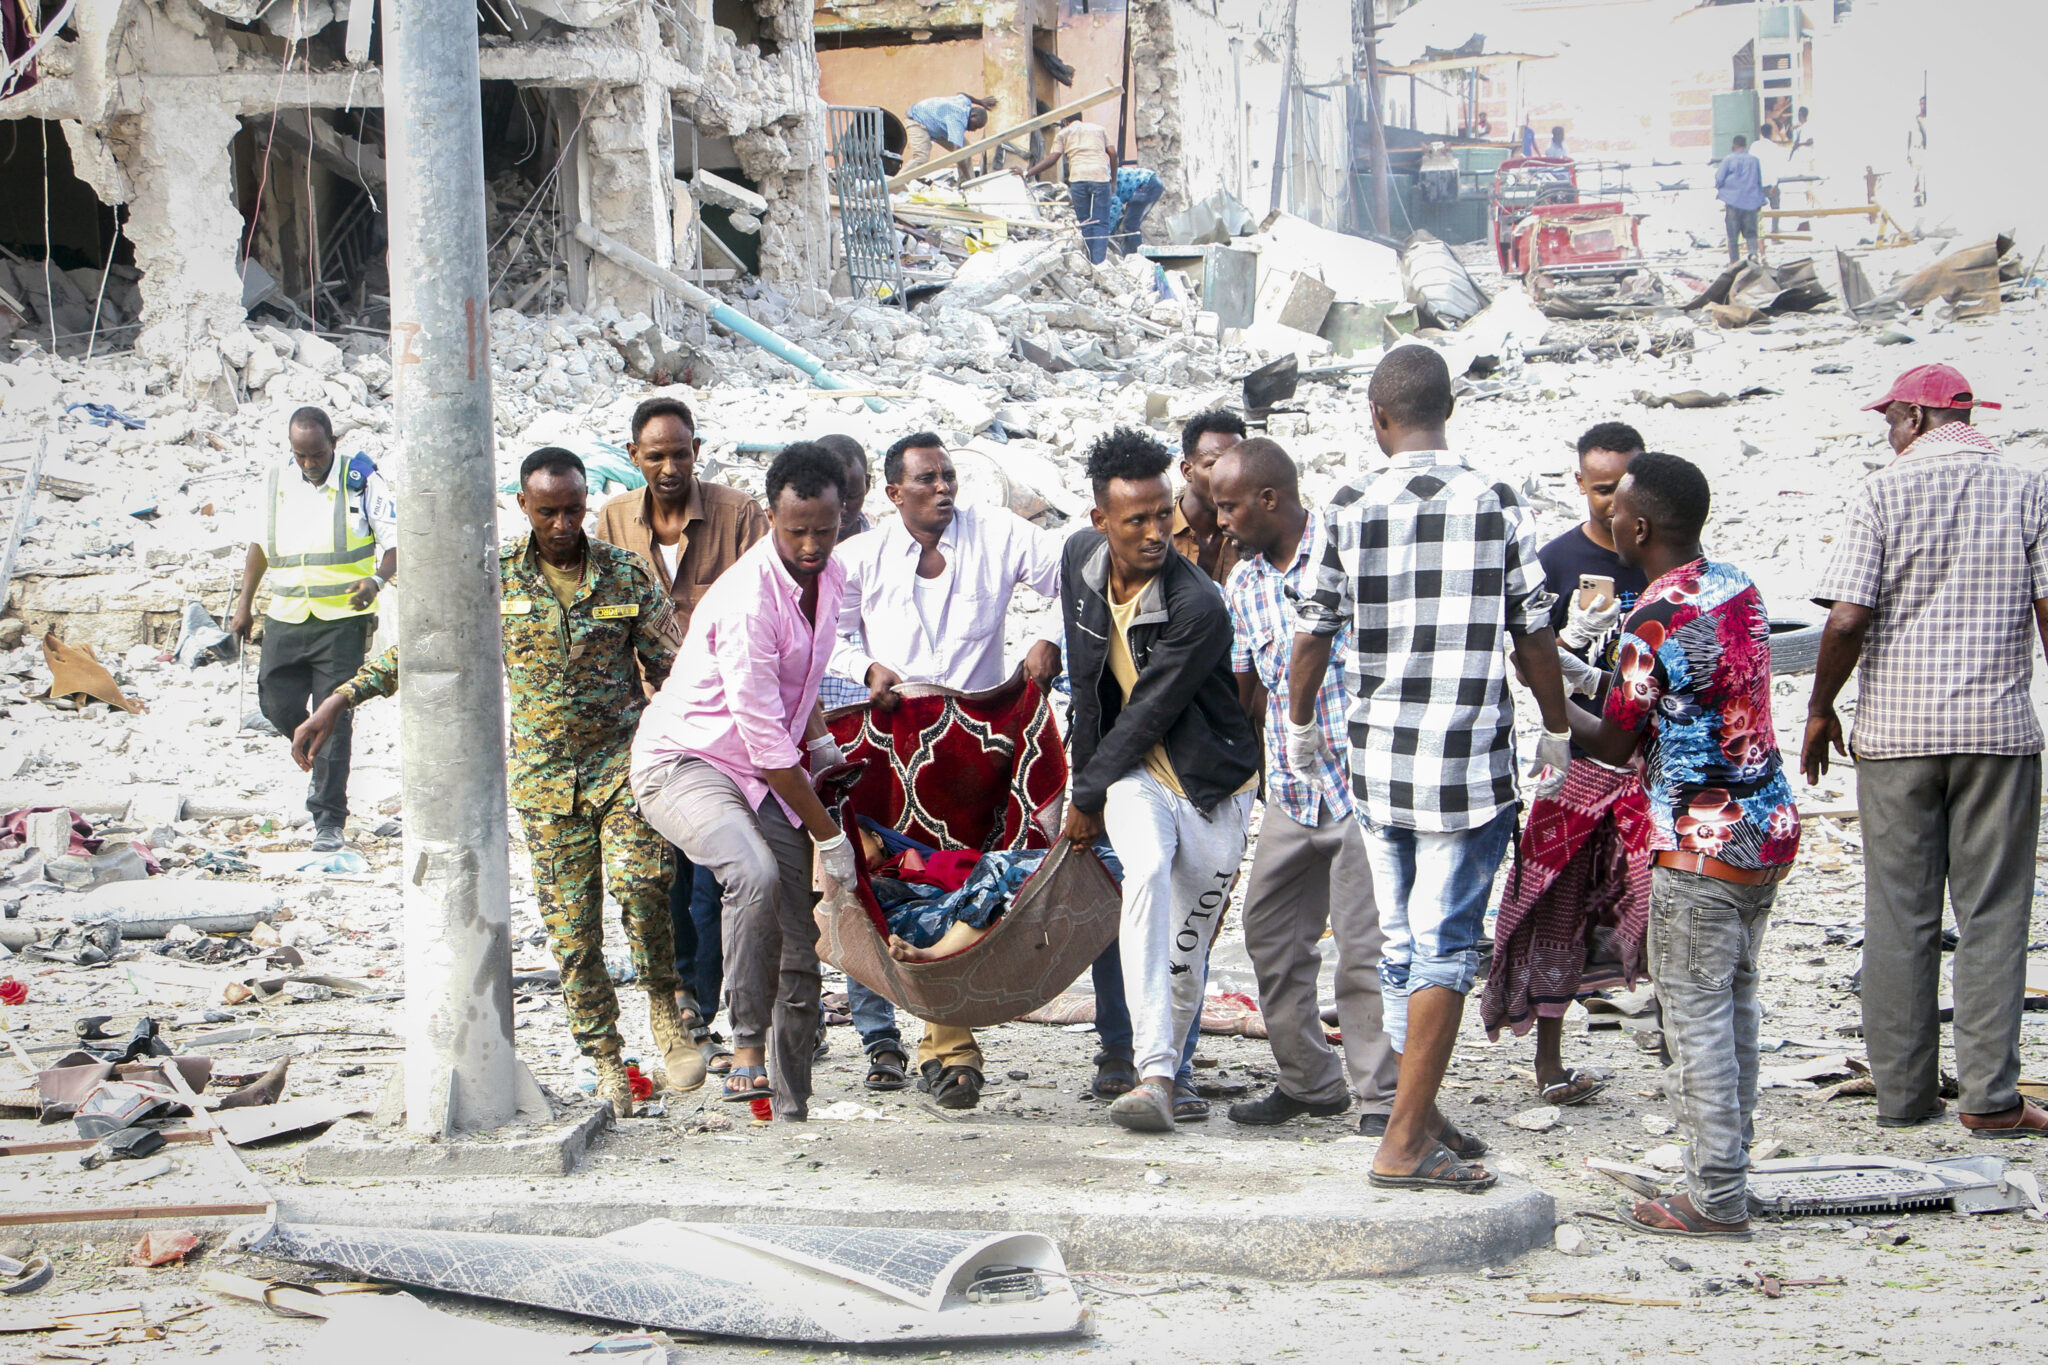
[{"xmin": 1565, "ymin": 451, "xmax": 1799, "ymax": 1241}]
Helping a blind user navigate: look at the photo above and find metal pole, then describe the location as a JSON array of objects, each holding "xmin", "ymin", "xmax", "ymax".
[
  {"xmin": 1269, "ymin": 0, "xmax": 1297, "ymax": 215},
  {"xmin": 382, "ymin": 0, "xmax": 523, "ymax": 1136},
  {"xmin": 1357, "ymin": 0, "xmax": 1392, "ymax": 238}
]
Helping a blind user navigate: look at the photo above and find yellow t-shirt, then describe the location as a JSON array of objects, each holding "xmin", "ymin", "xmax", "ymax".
[
  {"xmin": 539, "ymin": 556, "xmax": 585, "ymax": 610},
  {"xmin": 1106, "ymin": 588, "xmax": 1187, "ymax": 797},
  {"xmin": 1057, "ymin": 122, "xmax": 1113, "ymax": 183}
]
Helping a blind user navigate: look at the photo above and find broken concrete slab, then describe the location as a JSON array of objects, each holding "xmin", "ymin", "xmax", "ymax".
[{"xmin": 300, "ymin": 1109, "xmax": 611, "ymax": 1180}]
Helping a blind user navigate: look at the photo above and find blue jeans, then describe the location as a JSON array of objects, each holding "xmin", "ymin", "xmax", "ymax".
[
  {"xmin": 1113, "ymin": 176, "xmax": 1163, "ymax": 257},
  {"xmin": 1069, "ymin": 180, "xmax": 1113, "ymax": 265},
  {"xmin": 1359, "ymin": 806, "xmax": 1517, "ymax": 1052},
  {"xmin": 667, "ymin": 848, "xmax": 724, "ymax": 1016},
  {"xmin": 848, "ymin": 978, "xmax": 902, "ymax": 1054},
  {"xmin": 1649, "ymin": 865, "xmax": 1778, "ymax": 1224}
]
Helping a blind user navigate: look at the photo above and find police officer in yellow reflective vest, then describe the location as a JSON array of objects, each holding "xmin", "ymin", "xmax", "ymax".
[{"xmin": 229, "ymin": 405, "xmax": 396, "ymax": 852}]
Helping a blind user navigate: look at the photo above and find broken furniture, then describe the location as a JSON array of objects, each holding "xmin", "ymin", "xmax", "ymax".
[
  {"xmin": 1137, "ymin": 245, "xmax": 1257, "ymax": 329},
  {"xmin": 825, "ymin": 106, "xmax": 906, "ymax": 308}
]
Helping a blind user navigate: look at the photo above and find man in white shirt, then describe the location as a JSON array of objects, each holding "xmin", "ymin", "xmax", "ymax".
[{"xmin": 830, "ymin": 431, "xmax": 1066, "ymax": 1108}]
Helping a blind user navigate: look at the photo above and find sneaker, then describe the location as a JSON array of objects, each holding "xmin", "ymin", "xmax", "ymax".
[
  {"xmin": 1229, "ymin": 1086, "xmax": 1351, "ymax": 1126},
  {"xmin": 310, "ymin": 825, "xmax": 345, "ymax": 853},
  {"xmin": 1108, "ymin": 1077, "xmax": 1175, "ymax": 1133}
]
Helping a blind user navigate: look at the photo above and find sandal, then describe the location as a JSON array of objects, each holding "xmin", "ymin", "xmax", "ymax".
[
  {"xmin": 865, "ymin": 1047, "xmax": 911, "ymax": 1092},
  {"xmin": 721, "ymin": 1064, "xmax": 770, "ymax": 1103},
  {"xmin": 1958, "ymin": 1100, "xmax": 2048, "ymax": 1139},
  {"xmin": 1368, "ymin": 1141, "xmax": 1496, "ymax": 1193},
  {"xmin": 1538, "ymin": 1071, "xmax": 1607, "ymax": 1107},
  {"xmin": 1356, "ymin": 1114, "xmax": 1487, "ymax": 1159},
  {"xmin": 1619, "ymin": 1193, "xmax": 1752, "ymax": 1240},
  {"xmin": 1172, "ymin": 1081, "xmax": 1210, "ymax": 1122},
  {"xmin": 921, "ymin": 1063, "xmax": 983, "ymax": 1110},
  {"xmin": 1091, "ymin": 1052, "xmax": 1138, "ymax": 1100}
]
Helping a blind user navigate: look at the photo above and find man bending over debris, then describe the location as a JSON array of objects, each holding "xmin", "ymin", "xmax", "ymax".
[
  {"xmin": 1059, "ymin": 427, "xmax": 1260, "ymax": 1133},
  {"xmin": 903, "ymin": 92, "xmax": 996, "ymax": 172},
  {"xmin": 630, "ymin": 443, "xmax": 853, "ymax": 1120},
  {"xmin": 293, "ymin": 448, "xmax": 692, "ymax": 1118},
  {"xmin": 229, "ymin": 405, "xmax": 396, "ymax": 853},
  {"xmin": 1289, "ymin": 344, "xmax": 1571, "ymax": 1192},
  {"xmin": 1566, "ymin": 451, "xmax": 1801, "ymax": 1239}
]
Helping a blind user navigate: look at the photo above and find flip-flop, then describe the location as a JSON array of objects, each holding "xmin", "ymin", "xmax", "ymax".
[
  {"xmin": 1091, "ymin": 1053, "xmax": 1138, "ymax": 1100},
  {"xmin": 1618, "ymin": 1194, "xmax": 1753, "ymax": 1240},
  {"xmin": 865, "ymin": 1048, "xmax": 910, "ymax": 1092},
  {"xmin": 1437, "ymin": 1118, "xmax": 1488, "ymax": 1159},
  {"xmin": 1368, "ymin": 1141, "xmax": 1496, "ymax": 1193},
  {"xmin": 721, "ymin": 1064, "xmax": 770, "ymax": 1103},
  {"xmin": 1538, "ymin": 1071, "xmax": 1607, "ymax": 1107}
]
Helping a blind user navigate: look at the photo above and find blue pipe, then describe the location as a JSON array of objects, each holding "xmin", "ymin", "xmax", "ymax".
[{"xmin": 705, "ymin": 303, "xmax": 886, "ymax": 414}]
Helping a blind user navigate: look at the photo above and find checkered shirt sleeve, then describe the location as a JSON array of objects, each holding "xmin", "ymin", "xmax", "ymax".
[{"xmin": 1227, "ymin": 540, "xmax": 1351, "ymax": 824}]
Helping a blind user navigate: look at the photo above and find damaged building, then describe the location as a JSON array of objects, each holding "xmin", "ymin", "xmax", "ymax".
[{"xmin": 0, "ymin": 0, "xmax": 834, "ymax": 397}]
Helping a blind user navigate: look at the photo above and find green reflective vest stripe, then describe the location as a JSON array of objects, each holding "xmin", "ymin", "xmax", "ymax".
[{"xmin": 263, "ymin": 466, "xmax": 377, "ymax": 623}]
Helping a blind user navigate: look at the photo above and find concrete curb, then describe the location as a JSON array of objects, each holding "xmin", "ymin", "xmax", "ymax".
[
  {"xmin": 266, "ymin": 1178, "xmax": 1554, "ymax": 1279},
  {"xmin": 300, "ymin": 1109, "xmax": 611, "ymax": 1179}
]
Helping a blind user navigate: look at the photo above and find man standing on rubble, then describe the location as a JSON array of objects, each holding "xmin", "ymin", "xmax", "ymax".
[
  {"xmin": 1715, "ymin": 135, "xmax": 1766, "ymax": 263},
  {"xmin": 293, "ymin": 448, "xmax": 696, "ymax": 1118},
  {"xmin": 1027, "ymin": 114, "xmax": 1116, "ymax": 265},
  {"xmin": 1289, "ymin": 344, "xmax": 1572, "ymax": 1192},
  {"xmin": 830, "ymin": 432, "xmax": 1067, "ymax": 1109},
  {"xmin": 228, "ymin": 405, "xmax": 396, "ymax": 854},
  {"xmin": 902, "ymin": 92, "xmax": 997, "ymax": 172},
  {"xmin": 1060, "ymin": 427, "xmax": 1260, "ymax": 1133},
  {"xmin": 1564, "ymin": 451, "xmax": 1800, "ymax": 1238},
  {"xmin": 1806, "ymin": 365, "xmax": 2048, "ymax": 1139},
  {"xmin": 1210, "ymin": 437, "xmax": 1399, "ymax": 1133}
]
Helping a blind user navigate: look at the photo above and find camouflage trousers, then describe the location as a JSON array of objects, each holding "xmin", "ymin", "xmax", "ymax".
[{"xmin": 517, "ymin": 782, "xmax": 678, "ymax": 1058}]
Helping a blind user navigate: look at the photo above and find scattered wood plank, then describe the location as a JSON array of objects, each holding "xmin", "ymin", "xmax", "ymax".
[
  {"xmin": 1526, "ymin": 1293, "xmax": 1683, "ymax": 1307},
  {"xmin": 884, "ymin": 86, "xmax": 1124, "ymax": 192},
  {"xmin": 0, "ymin": 1201, "xmax": 271, "ymax": 1228}
]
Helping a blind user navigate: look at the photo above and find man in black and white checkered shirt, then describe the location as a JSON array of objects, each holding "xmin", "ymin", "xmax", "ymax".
[
  {"xmin": 1287, "ymin": 345, "xmax": 1573, "ymax": 1192},
  {"xmin": 1806, "ymin": 362, "xmax": 2048, "ymax": 1139}
]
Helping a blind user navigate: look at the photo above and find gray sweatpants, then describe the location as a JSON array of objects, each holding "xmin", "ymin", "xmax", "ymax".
[
  {"xmin": 633, "ymin": 755, "xmax": 820, "ymax": 1120},
  {"xmin": 1856, "ymin": 752, "xmax": 2039, "ymax": 1121},
  {"xmin": 1239, "ymin": 805, "xmax": 1398, "ymax": 1113}
]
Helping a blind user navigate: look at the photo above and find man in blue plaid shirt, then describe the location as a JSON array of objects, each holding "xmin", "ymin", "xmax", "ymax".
[
  {"xmin": 1289, "ymin": 345, "xmax": 1573, "ymax": 1192},
  {"xmin": 1210, "ymin": 438, "xmax": 1400, "ymax": 1132}
]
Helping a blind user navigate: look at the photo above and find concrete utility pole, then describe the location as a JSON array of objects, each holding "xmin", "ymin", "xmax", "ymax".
[
  {"xmin": 381, "ymin": 0, "xmax": 532, "ymax": 1135},
  {"xmin": 1356, "ymin": 0, "xmax": 1392, "ymax": 237}
]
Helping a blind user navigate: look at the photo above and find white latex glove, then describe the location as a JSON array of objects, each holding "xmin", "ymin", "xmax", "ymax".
[
  {"xmin": 815, "ymin": 832, "xmax": 857, "ymax": 890},
  {"xmin": 1559, "ymin": 595, "xmax": 1622, "ymax": 651},
  {"xmin": 1526, "ymin": 729, "xmax": 1572, "ymax": 801},
  {"xmin": 806, "ymin": 733, "xmax": 846, "ymax": 772},
  {"xmin": 1283, "ymin": 717, "xmax": 1331, "ymax": 780},
  {"xmin": 1557, "ymin": 648, "xmax": 1605, "ymax": 698}
]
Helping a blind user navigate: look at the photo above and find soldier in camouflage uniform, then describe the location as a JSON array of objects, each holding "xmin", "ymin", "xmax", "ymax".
[{"xmin": 292, "ymin": 447, "xmax": 697, "ymax": 1117}]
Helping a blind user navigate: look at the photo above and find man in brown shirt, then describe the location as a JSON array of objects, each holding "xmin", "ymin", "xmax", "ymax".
[
  {"xmin": 595, "ymin": 397, "xmax": 768, "ymax": 641},
  {"xmin": 1174, "ymin": 408, "xmax": 1247, "ymax": 586},
  {"xmin": 595, "ymin": 395, "xmax": 768, "ymax": 1078}
]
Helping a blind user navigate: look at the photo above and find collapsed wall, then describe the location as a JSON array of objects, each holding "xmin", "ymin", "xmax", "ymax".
[{"xmin": 1129, "ymin": 0, "xmax": 1237, "ymax": 230}]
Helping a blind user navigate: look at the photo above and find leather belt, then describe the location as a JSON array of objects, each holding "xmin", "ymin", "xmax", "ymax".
[{"xmin": 1653, "ymin": 850, "xmax": 1792, "ymax": 886}]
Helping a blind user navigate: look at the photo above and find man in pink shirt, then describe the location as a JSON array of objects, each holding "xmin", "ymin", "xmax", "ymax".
[{"xmin": 631, "ymin": 443, "xmax": 855, "ymax": 1119}]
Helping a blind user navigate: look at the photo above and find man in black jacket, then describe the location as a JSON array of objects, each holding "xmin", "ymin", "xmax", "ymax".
[{"xmin": 1061, "ymin": 428, "xmax": 1260, "ymax": 1132}]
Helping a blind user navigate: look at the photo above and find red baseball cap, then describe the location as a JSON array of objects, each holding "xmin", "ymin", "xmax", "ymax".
[{"xmin": 1863, "ymin": 363, "xmax": 2001, "ymax": 412}]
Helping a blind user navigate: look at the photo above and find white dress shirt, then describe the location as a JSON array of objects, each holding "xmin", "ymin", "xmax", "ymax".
[{"xmin": 832, "ymin": 504, "xmax": 1065, "ymax": 692}]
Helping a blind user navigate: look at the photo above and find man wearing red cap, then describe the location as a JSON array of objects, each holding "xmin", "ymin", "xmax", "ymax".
[{"xmin": 1805, "ymin": 364, "xmax": 2048, "ymax": 1138}]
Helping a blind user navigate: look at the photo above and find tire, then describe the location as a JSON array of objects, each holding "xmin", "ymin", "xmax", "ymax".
[{"xmin": 1769, "ymin": 617, "xmax": 1823, "ymax": 676}]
